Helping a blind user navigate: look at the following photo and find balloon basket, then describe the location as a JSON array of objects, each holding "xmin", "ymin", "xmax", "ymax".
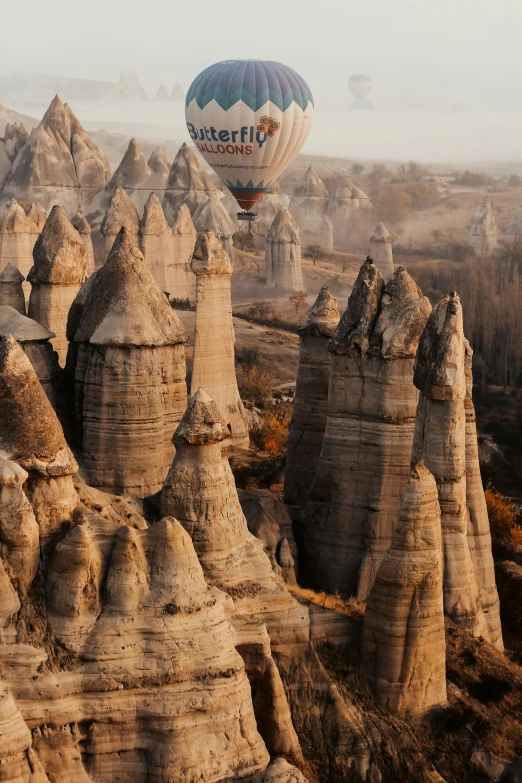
[{"xmin": 237, "ymin": 211, "xmax": 258, "ymax": 222}]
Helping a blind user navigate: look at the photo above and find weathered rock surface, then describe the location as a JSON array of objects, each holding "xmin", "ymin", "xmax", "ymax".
[
  {"xmin": 100, "ymin": 185, "xmax": 140, "ymax": 260},
  {"xmin": 370, "ymin": 222, "xmax": 394, "ymax": 282},
  {"xmin": 326, "ymin": 176, "xmax": 372, "ymax": 249},
  {"xmin": 288, "ymin": 167, "xmax": 329, "ymax": 244},
  {"xmin": 284, "ymin": 285, "xmax": 340, "ymax": 507},
  {"xmin": 362, "ymin": 461, "xmax": 447, "ymax": 716},
  {"xmin": 0, "ymin": 263, "xmax": 25, "ymax": 314},
  {"xmin": 301, "ymin": 260, "xmax": 431, "ymax": 599},
  {"xmin": 266, "ymin": 207, "xmax": 305, "ymax": 293},
  {"xmin": 239, "ymin": 487, "xmax": 298, "ymax": 573},
  {"xmin": 70, "ymin": 210, "xmax": 95, "ymax": 275},
  {"xmin": 28, "ymin": 205, "xmax": 86, "ymax": 365},
  {"xmin": 468, "ymin": 196, "xmax": 498, "ymax": 256},
  {"xmin": 191, "ymin": 230, "xmax": 249, "ymax": 447},
  {"xmin": 72, "ymin": 228, "xmax": 188, "ymax": 496},
  {"xmin": 170, "ymin": 203, "xmax": 197, "ymax": 302},
  {"xmin": 163, "ymin": 142, "xmax": 216, "ymax": 221},
  {"xmin": 193, "ymin": 191, "xmax": 235, "ymax": 259},
  {"xmin": 318, "ymin": 215, "xmax": 333, "ymax": 251},
  {"xmin": 0, "ymin": 200, "xmax": 33, "ymax": 278},
  {"xmin": 0, "ymin": 305, "xmax": 58, "ymax": 406},
  {"xmin": 107, "ymin": 136, "xmax": 151, "ymax": 190},
  {"xmin": 140, "ymin": 192, "xmax": 174, "ymax": 291}
]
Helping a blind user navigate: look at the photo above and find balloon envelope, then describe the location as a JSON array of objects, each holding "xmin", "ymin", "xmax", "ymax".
[
  {"xmin": 185, "ymin": 60, "xmax": 314, "ymax": 211},
  {"xmin": 348, "ymin": 74, "xmax": 372, "ymax": 101}
]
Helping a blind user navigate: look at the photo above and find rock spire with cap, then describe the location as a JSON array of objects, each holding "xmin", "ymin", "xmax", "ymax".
[
  {"xmin": 265, "ymin": 207, "xmax": 304, "ymax": 292},
  {"xmin": 140, "ymin": 192, "xmax": 175, "ymax": 292},
  {"xmin": 163, "ymin": 142, "xmax": 216, "ymax": 220},
  {"xmin": 0, "ymin": 263, "xmax": 26, "ymax": 314},
  {"xmin": 370, "ymin": 222, "xmax": 394, "ymax": 282},
  {"xmin": 100, "ymin": 185, "xmax": 140, "ymax": 256},
  {"xmin": 108, "ymin": 137, "xmax": 151, "ymax": 190},
  {"xmin": 71, "ymin": 209, "xmax": 95, "ymax": 275},
  {"xmin": 326, "ymin": 176, "xmax": 372, "ymax": 250},
  {"xmin": 0, "ymin": 200, "xmax": 33, "ymax": 278},
  {"xmin": 170, "ymin": 203, "xmax": 197, "ymax": 302},
  {"xmin": 285, "ymin": 285, "xmax": 340, "ymax": 507},
  {"xmin": 468, "ymin": 196, "xmax": 498, "ymax": 256},
  {"xmin": 193, "ymin": 191, "xmax": 235, "ymax": 259},
  {"xmin": 289, "ymin": 167, "xmax": 329, "ymax": 244}
]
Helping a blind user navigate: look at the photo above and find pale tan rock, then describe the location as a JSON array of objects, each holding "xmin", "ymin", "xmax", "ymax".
[
  {"xmin": 319, "ymin": 215, "xmax": 333, "ymax": 251},
  {"xmin": 25, "ymin": 202, "xmax": 47, "ymax": 256},
  {"xmin": 0, "ymin": 200, "xmax": 33, "ymax": 278},
  {"xmin": 147, "ymin": 146, "xmax": 171, "ymax": 177},
  {"xmin": 326, "ymin": 176, "xmax": 372, "ymax": 250},
  {"xmin": 266, "ymin": 207, "xmax": 305, "ymax": 293},
  {"xmin": 0, "ymin": 305, "xmax": 58, "ymax": 406},
  {"xmin": 0, "ymin": 334, "xmax": 78, "ymax": 539},
  {"xmin": 252, "ymin": 757, "xmax": 309, "ymax": 782},
  {"xmin": 71, "ymin": 210, "xmax": 95, "ymax": 276},
  {"xmin": 507, "ymin": 204, "xmax": 522, "ymax": 237},
  {"xmin": 163, "ymin": 141, "xmax": 216, "ymax": 220},
  {"xmin": 140, "ymin": 192, "xmax": 175, "ymax": 292},
  {"xmin": 0, "ymin": 680, "xmax": 32, "ymax": 779},
  {"xmin": 100, "ymin": 185, "xmax": 140, "ymax": 259},
  {"xmin": 288, "ymin": 166, "xmax": 329, "ymax": 244},
  {"xmin": 468, "ymin": 196, "xmax": 498, "ymax": 256},
  {"xmin": 370, "ymin": 222, "xmax": 394, "ymax": 282},
  {"xmin": 0, "ymin": 456, "xmax": 39, "ymax": 595},
  {"xmin": 236, "ymin": 181, "xmax": 288, "ymax": 249},
  {"xmin": 362, "ymin": 461, "xmax": 446, "ymax": 716},
  {"xmin": 190, "ymin": 230, "xmax": 249, "ymax": 446},
  {"xmin": 2, "ymin": 122, "xmax": 28, "ymax": 162},
  {"xmin": 0, "ymin": 263, "xmax": 25, "ymax": 314},
  {"xmin": 108, "ymin": 137, "xmax": 151, "ymax": 190},
  {"xmin": 72, "ymin": 228, "xmax": 188, "ymax": 496},
  {"xmin": 170, "ymin": 203, "xmax": 197, "ymax": 302},
  {"xmin": 302, "ymin": 260, "xmax": 431, "ymax": 600},
  {"xmin": 284, "ymin": 285, "xmax": 340, "ymax": 506},
  {"xmin": 239, "ymin": 488, "xmax": 298, "ymax": 573},
  {"xmin": 28, "ymin": 205, "xmax": 86, "ymax": 365},
  {"xmin": 193, "ymin": 190, "xmax": 235, "ymax": 259},
  {"xmin": 412, "ymin": 293, "xmax": 491, "ymax": 640},
  {"xmin": 278, "ymin": 538, "xmax": 297, "ymax": 585}
]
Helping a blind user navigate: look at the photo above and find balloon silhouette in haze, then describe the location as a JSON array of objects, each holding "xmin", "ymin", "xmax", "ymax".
[{"xmin": 348, "ymin": 74, "xmax": 374, "ymax": 110}]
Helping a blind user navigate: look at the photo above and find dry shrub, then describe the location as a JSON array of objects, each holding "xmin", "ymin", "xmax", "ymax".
[
  {"xmin": 238, "ymin": 367, "xmax": 273, "ymax": 408},
  {"xmin": 251, "ymin": 410, "xmax": 288, "ymax": 456},
  {"xmin": 485, "ymin": 483, "xmax": 522, "ymax": 554}
]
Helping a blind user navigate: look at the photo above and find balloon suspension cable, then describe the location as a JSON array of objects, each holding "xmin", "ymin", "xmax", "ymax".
[{"xmin": 237, "ymin": 211, "xmax": 258, "ymax": 222}]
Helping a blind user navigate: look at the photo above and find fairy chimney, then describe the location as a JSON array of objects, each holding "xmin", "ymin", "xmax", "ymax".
[
  {"xmin": 140, "ymin": 193, "xmax": 174, "ymax": 292},
  {"xmin": 468, "ymin": 196, "xmax": 498, "ymax": 256},
  {"xmin": 170, "ymin": 204, "xmax": 197, "ymax": 303},
  {"xmin": 163, "ymin": 142, "xmax": 216, "ymax": 221},
  {"xmin": 193, "ymin": 191, "xmax": 235, "ymax": 259},
  {"xmin": 71, "ymin": 210, "xmax": 95, "ymax": 276},
  {"xmin": 265, "ymin": 207, "xmax": 305, "ymax": 293},
  {"xmin": 100, "ymin": 185, "xmax": 140, "ymax": 257},
  {"xmin": 0, "ymin": 264, "xmax": 26, "ymax": 314},
  {"xmin": 0, "ymin": 200, "xmax": 33, "ymax": 278},
  {"xmin": 370, "ymin": 222, "xmax": 394, "ymax": 282},
  {"xmin": 288, "ymin": 166, "xmax": 329, "ymax": 243}
]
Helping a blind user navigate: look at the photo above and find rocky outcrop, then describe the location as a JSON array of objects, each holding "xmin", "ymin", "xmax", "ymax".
[
  {"xmin": 163, "ymin": 142, "xmax": 216, "ymax": 221},
  {"xmin": 0, "ymin": 263, "xmax": 25, "ymax": 314},
  {"xmin": 100, "ymin": 185, "xmax": 140, "ymax": 259},
  {"xmin": 288, "ymin": 167, "xmax": 329, "ymax": 244},
  {"xmin": 144, "ymin": 146, "xmax": 171, "ymax": 190},
  {"xmin": 2, "ymin": 122, "xmax": 28, "ymax": 162},
  {"xmin": 72, "ymin": 228, "xmax": 188, "ymax": 496},
  {"xmin": 2, "ymin": 95, "xmax": 111, "ymax": 212},
  {"xmin": 0, "ymin": 305, "xmax": 58, "ymax": 406},
  {"xmin": 191, "ymin": 230, "xmax": 249, "ymax": 447},
  {"xmin": 468, "ymin": 196, "xmax": 498, "ymax": 256},
  {"xmin": 0, "ymin": 200, "xmax": 33, "ymax": 278},
  {"xmin": 25, "ymin": 202, "xmax": 47, "ymax": 255},
  {"xmin": 140, "ymin": 192, "xmax": 173, "ymax": 292},
  {"xmin": 318, "ymin": 215, "xmax": 333, "ymax": 251},
  {"xmin": 107, "ymin": 136, "xmax": 151, "ymax": 190},
  {"xmin": 370, "ymin": 222, "xmax": 394, "ymax": 282},
  {"xmin": 361, "ymin": 461, "xmax": 446, "ymax": 716},
  {"xmin": 412, "ymin": 292, "xmax": 499, "ymax": 645},
  {"xmin": 326, "ymin": 177, "xmax": 372, "ymax": 250},
  {"xmin": 265, "ymin": 207, "xmax": 305, "ymax": 293},
  {"xmin": 193, "ymin": 191, "xmax": 235, "ymax": 259},
  {"xmin": 0, "ymin": 456, "xmax": 39, "ymax": 594},
  {"xmin": 284, "ymin": 285, "xmax": 340, "ymax": 507},
  {"xmin": 170, "ymin": 203, "xmax": 197, "ymax": 302},
  {"xmin": 28, "ymin": 205, "xmax": 86, "ymax": 365},
  {"xmin": 301, "ymin": 260, "xmax": 431, "ymax": 600},
  {"xmin": 0, "ymin": 334, "xmax": 78, "ymax": 540},
  {"xmin": 239, "ymin": 488, "xmax": 298, "ymax": 574},
  {"xmin": 71, "ymin": 210, "xmax": 95, "ymax": 275}
]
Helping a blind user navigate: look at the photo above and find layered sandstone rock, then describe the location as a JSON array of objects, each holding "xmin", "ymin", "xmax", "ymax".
[
  {"xmin": 100, "ymin": 185, "xmax": 140, "ymax": 259},
  {"xmin": 0, "ymin": 334, "xmax": 78, "ymax": 540},
  {"xmin": 191, "ymin": 230, "xmax": 249, "ymax": 447},
  {"xmin": 140, "ymin": 192, "xmax": 174, "ymax": 291},
  {"xmin": 288, "ymin": 166, "xmax": 329, "ymax": 244},
  {"xmin": 72, "ymin": 228, "xmax": 188, "ymax": 496},
  {"xmin": 362, "ymin": 461, "xmax": 446, "ymax": 716},
  {"xmin": 25, "ymin": 202, "xmax": 47, "ymax": 255},
  {"xmin": 0, "ymin": 456, "xmax": 39, "ymax": 594},
  {"xmin": 370, "ymin": 222, "xmax": 394, "ymax": 282},
  {"xmin": 147, "ymin": 146, "xmax": 171, "ymax": 179},
  {"xmin": 163, "ymin": 142, "xmax": 216, "ymax": 221},
  {"xmin": 71, "ymin": 210, "xmax": 95, "ymax": 275},
  {"xmin": 265, "ymin": 207, "xmax": 305, "ymax": 293},
  {"xmin": 28, "ymin": 205, "xmax": 86, "ymax": 365},
  {"xmin": 107, "ymin": 136, "xmax": 151, "ymax": 190},
  {"xmin": 284, "ymin": 285, "xmax": 340, "ymax": 507},
  {"xmin": 412, "ymin": 292, "xmax": 497, "ymax": 644},
  {"xmin": 0, "ymin": 263, "xmax": 25, "ymax": 314},
  {"xmin": 468, "ymin": 196, "xmax": 498, "ymax": 256},
  {"xmin": 326, "ymin": 177, "xmax": 372, "ymax": 249},
  {"xmin": 0, "ymin": 200, "xmax": 33, "ymax": 278},
  {"xmin": 193, "ymin": 191, "xmax": 235, "ymax": 259},
  {"xmin": 170, "ymin": 203, "xmax": 197, "ymax": 302},
  {"xmin": 302, "ymin": 260, "xmax": 431, "ymax": 600},
  {"xmin": 0, "ymin": 305, "xmax": 58, "ymax": 406},
  {"xmin": 239, "ymin": 488, "xmax": 298, "ymax": 573},
  {"xmin": 2, "ymin": 122, "xmax": 28, "ymax": 162}
]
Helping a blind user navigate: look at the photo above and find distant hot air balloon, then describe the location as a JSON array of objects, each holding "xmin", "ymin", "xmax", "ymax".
[
  {"xmin": 185, "ymin": 60, "xmax": 314, "ymax": 215},
  {"xmin": 348, "ymin": 73, "xmax": 372, "ymax": 101}
]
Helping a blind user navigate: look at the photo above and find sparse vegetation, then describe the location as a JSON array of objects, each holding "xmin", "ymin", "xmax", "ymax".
[
  {"xmin": 289, "ymin": 291, "xmax": 308, "ymax": 314},
  {"xmin": 305, "ymin": 244, "xmax": 326, "ymax": 266}
]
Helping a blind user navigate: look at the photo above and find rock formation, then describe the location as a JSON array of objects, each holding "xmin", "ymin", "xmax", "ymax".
[
  {"xmin": 239, "ymin": 488, "xmax": 298, "ymax": 575},
  {"xmin": 28, "ymin": 205, "xmax": 86, "ymax": 365},
  {"xmin": 193, "ymin": 191, "xmax": 235, "ymax": 259},
  {"xmin": 0, "ymin": 334, "xmax": 78, "ymax": 540},
  {"xmin": 370, "ymin": 222, "xmax": 394, "ymax": 282},
  {"xmin": 25, "ymin": 201, "xmax": 47, "ymax": 254},
  {"xmin": 145, "ymin": 146, "xmax": 171, "ymax": 189},
  {"xmin": 163, "ymin": 142, "xmax": 216, "ymax": 221},
  {"xmin": 0, "ymin": 200, "xmax": 33, "ymax": 278},
  {"xmin": 0, "ymin": 305, "xmax": 58, "ymax": 406},
  {"xmin": 318, "ymin": 215, "xmax": 333, "ymax": 251},
  {"xmin": 100, "ymin": 184, "xmax": 140, "ymax": 259},
  {"xmin": 170, "ymin": 203, "xmax": 197, "ymax": 302},
  {"xmin": 0, "ymin": 263, "xmax": 25, "ymax": 314},
  {"xmin": 71, "ymin": 210, "xmax": 95, "ymax": 275},
  {"xmin": 361, "ymin": 461, "xmax": 446, "ymax": 716},
  {"xmin": 468, "ymin": 196, "xmax": 498, "ymax": 256},
  {"xmin": 0, "ymin": 455, "xmax": 39, "ymax": 595},
  {"xmin": 507, "ymin": 204, "xmax": 522, "ymax": 238},
  {"xmin": 191, "ymin": 230, "xmax": 249, "ymax": 447},
  {"xmin": 107, "ymin": 136, "xmax": 151, "ymax": 190},
  {"xmin": 326, "ymin": 177, "xmax": 372, "ymax": 250},
  {"xmin": 288, "ymin": 166, "xmax": 329, "ymax": 243},
  {"xmin": 2, "ymin": 121, "xmax": 28, "ymax": 162},
  {"xmin": 72, "ymin": 228, "xmax": 188, "ymax": 496},
  {"xmin": 2, "ymin": 94, "xmax": 111, "ymax": 212},
  {"xmin": 140, "ymin": 192, "xmax": 174, "ymax": 292},
  {"xmin": 301, "ymin": 260, "xmax": 431, "ymax": 600},
  {"xmin": 284, "ymin": 285, "xmax": 340, "ymax": 507},
  {"xmin": 265, "ymin": 207, "xmax": 305, "ymax": 293},
  {"xmin": 412, "ymin": 292, "xmax": 501, "ymax": 646}
]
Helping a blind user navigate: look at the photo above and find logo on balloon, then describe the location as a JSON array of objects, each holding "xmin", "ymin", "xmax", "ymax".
[{"xmin": 257, "ymin": 116, "xmax": 281, "ymax": 137}]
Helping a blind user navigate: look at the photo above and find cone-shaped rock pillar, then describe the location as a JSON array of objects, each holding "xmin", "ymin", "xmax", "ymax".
[
  {"xmin": 71, "ymin": 210, "xmax": 95, "ymax": 276},
  {"xmin": 163, "ymin": 142, "xmax": 216, "ymax": 221},
  {"xmin": 288, "ymin": 166, "xmax": 328, "ymax": 243},
  {"xmin": 468, "ymin": 196, "xmax": 498, "ymax": 256},
  {"xmin": 0, "ymin": 263, "xmax": 26, "ymax": 314},
  {"xmin": 190, "ymin": 230, "xmax": 249, "ymax": 447},
  {"xmin": 265, "ymin": 207, "xmax": 304, "ymax": 293},
  {"xmin": 193, "ymin": 191, "xmax": 235, "ymax": 259},
  {"xmin": 170, "ymin": 203, "xmax": 197, "ymax": 302},
  {"xmin": 326, "ymin": 177, "xmax": 372, "ymax": 250},
  {"xmin": 140, "ymin": 192, "xmax": 174, "ymax": 292},
  {"xmin": 108, "ymin": 137, "xmax": 151, "ymax": 190},
  {"xmin": 370, "ymin": 222, "xmax": 394, "ymax": 282},
  {"xmin": 100, "ymin": 185, "xmax": 140, "ymax": 260},
  {"xmin": 0, "ymin": 200, "xmax": 33, "ymax": 278}
]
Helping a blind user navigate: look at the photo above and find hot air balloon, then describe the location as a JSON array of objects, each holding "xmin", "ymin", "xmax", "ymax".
[
  {"xmin": 348, "ymin": 73, "xmax": 373, "ymax": 101},
  {"xmin": 185, "ymin": 60, "xmax": 314, "ymax": 218}
]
